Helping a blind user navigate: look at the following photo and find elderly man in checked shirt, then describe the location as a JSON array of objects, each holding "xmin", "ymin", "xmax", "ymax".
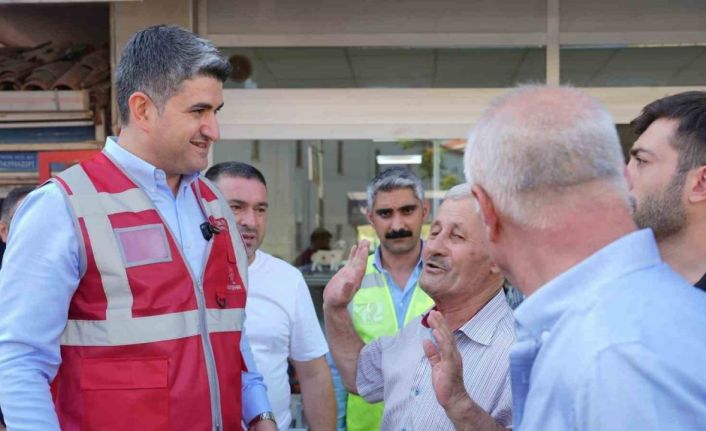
[{"xmin": 324, "ymin": 184, "xmax": 514, "ymax": 430}]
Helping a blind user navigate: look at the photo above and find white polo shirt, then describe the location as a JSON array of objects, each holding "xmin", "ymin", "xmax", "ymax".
[{"xmin": 245, "ymin": 250, "xmax": 329, "ymax": 430}]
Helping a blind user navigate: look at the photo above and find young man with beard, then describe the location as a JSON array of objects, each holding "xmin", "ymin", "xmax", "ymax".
[
  {"xmin": 340, "ymin": 167, "xmax": 434, "ymax": 431},
  {"xmin": 627, "ymin": 91, "xmax": 706, "ymax": 291},
  {"xmin": 324, "ymin": 184, "xmax": 514, "ymax": 430},
  {"xmin": 206, "ymin": 162, "xmax": 335, "ymax": 431},
  {"xmin": 0, "ymin": 26, "xmax": 275, "ymax": 431}
]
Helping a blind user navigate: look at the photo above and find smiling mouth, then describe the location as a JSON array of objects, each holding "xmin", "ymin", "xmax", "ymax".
[{"xmin": 191, "ymin": 140, "xmax": 210, "ymax": 150}]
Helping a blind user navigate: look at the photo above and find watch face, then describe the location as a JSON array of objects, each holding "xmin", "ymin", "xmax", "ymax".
[{"xmin": 250, "ymin": 412, "xmax": 276, "ymax": 427}]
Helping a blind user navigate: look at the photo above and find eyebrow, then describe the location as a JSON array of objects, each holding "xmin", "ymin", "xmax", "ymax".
[
  {"xmin": 629, "ymin": 147, "xmax": 655, "ymax": 158},
  {"xmin": 228, "ymin": 199, "xmax": 269, "ymax": 208},
  {"xmin": 190, "ymin": 102, "xmax": 225, "ymax": 111}
]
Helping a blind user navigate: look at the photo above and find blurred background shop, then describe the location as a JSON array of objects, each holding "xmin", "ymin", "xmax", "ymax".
[{"xmin": 3, "ymin": 0, "xmax": 704, "ymax": 262}]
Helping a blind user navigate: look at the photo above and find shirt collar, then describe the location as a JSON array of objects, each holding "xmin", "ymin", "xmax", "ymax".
[
  {"xmin": 421, "ymin": 289, "xmax": 510, "ymax": 346},
  {"xmin": 372, "ymin": 240, "xmax": 424, "ymax": 274},
  {"xmin": 513, "ymin": 229, "xmax": 662, "ymax": 339},
  {"xmin": 103, "ymin": 137, "xmax": 200, "ymax": 193}
]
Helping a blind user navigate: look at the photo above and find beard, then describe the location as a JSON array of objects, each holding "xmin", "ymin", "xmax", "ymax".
[{"xmin": 632, "ymin": 172, "xmax": 687, "ymax": 241}]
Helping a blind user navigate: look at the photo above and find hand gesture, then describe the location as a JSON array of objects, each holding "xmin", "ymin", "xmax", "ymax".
[
  {"xmin": 323, "ymin": 240, "xmax": 370, "ymax": 310},
  {"xmin": 422, "ymin": 310, "xmax": 468, "ymax": 409}
]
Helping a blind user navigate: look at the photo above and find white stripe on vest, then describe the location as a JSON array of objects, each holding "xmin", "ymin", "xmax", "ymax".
[
  {"xmin": 61, "ymin": 308, "xmax": 244, "ymax": 346},
  {"xmin": 60, "ymin": 165, "xmax": 134, "ymax": 320}
]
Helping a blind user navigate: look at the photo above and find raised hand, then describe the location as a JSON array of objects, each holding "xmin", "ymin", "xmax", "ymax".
[
  {"xmin": 422, "ymin": 310, "xmax": 467, "ymax": 409},
  {"xmin": 323, "ymin": 240, "xmax": 370, "ymax": 310}
]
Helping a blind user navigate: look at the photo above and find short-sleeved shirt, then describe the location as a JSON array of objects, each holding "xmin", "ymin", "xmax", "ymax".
[
  {"xmin": 246, "ymin": 250, "xmax": 329, "ymax": 430},
  {"xmin": 356, "ymin": 289, "xmax": 515, "ymax": 430}
]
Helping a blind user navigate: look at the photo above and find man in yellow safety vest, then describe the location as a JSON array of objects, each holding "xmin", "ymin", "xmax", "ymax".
[{"xmin": 342, "ymin": 167, "xmax": 434, "ymax": 431}]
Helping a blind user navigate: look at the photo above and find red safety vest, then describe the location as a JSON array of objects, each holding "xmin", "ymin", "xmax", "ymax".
[{"xmin": 50, "ymin": 152, "xmax": 247, "ymax": 431}]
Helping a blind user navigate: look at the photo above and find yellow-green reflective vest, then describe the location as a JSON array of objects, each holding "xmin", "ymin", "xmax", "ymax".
[{"xmin": 346, "ymin": 255, "xmax": 434, "ymax": 431}]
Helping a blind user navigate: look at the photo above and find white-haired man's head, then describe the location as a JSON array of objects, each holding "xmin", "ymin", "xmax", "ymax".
[{"xmin": 464, "ymin": 85, "xmax": 629, "ymax": 228}]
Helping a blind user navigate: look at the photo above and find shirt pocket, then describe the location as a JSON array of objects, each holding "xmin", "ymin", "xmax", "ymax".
[{"xmin": 80, "ymin": 357, "xmax": 169, "ymax": 431}]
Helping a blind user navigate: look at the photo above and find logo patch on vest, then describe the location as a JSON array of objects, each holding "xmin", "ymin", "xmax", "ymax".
[
  {"xmin": 353, "ymin": 302, "xmax": 384, "ymax": 325},
  {"xmin": 114, "ymin": 224, "xmax": 172, "ymax": 268},
  {"xmin": 227, "ymin": 265, "xmax": 243, "ymax": 291}
]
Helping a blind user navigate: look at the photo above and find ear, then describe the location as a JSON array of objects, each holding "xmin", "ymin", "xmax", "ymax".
[
  {"xmin": 127, "ymin": 91, "xmax": 155, "ymax": 132},
  {"xmin": 687, "ymin": 166, "xmax": 706, "ymax": 204},
  {"xmin": 0, "ymin": 221, "xmax": 9, "ymax": 243},
  {"xmin": 471, "ymin": 185, "xmax": 500, "ymax": 242},
  {"xmin": 421, "ymin": 200, "xmax": 430, "ymax": 221},
  {"xmin": 365, "ymin": 206, "xmax": 374, "ymax": 224}
]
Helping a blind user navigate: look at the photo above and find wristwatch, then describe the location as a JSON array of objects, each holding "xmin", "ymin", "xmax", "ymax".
[{"xmin": 248, "ymin": 411, "xmax": 277, "ymax": 428}]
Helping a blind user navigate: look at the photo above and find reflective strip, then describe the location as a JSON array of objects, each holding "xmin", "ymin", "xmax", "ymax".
[
  {"xmin": 361, "ymin": 273, "xmax": 386, "ymax": 289},
  {"xmin": 61, "ymin": 308, "xmax": 244, "ymax": 346},
  {"xmin": 201, "ymin": 197, "xmax": 226, "ymax": 220},
  {"xmin": 69, "ymin": 188, "xmax": 154, "ymax": 217},
  {"xmin": 59, "ymin": 166, "xmax": 133, "ymax": 320},
  {"xmin": 197, "ymin": 179, "xmax": 249, "ymax": 285}
]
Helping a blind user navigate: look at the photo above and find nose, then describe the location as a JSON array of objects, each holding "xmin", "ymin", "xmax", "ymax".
[
  {"xmin": 624, "ymin": 163, "xmax": 634, "ymax": 190},
  {"xmin": 390, "ymin": 212, "xmax": 406, "ymax": 231},
  {"xmin": 237, "ymin": 207, "xmax": 256, "ymax": 229},
  {"xmin": 423, "ymin": 231, "xmax": 446, "ymax": 259},
  {"xmin": 201, "ymin": 112, "xmax": 220, "ymax": 142}
]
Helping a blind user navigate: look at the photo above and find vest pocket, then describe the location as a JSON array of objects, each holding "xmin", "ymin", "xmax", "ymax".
[{"xmin": 80, "ymin": 357, "xmax": 169, "ymax": 431}]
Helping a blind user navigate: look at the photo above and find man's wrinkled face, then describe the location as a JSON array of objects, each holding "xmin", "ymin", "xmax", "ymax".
[
  {"xmin": 420, "ymin": 197, "xmax": 496, "ymax": 302},
  {"xmin": 627, "ymin": 118, "xmax": 687, "ymax": 240},
  {"xmin": 367, "ymin": 188, "xmax": 427, "ymax": 256},
  {"xmin": 213, "ymin": 176, "xmax": 268, "ymax": 263},
  {"xmin": 150, "ymin": 76, "xmax": 224, "ymax": 176}
]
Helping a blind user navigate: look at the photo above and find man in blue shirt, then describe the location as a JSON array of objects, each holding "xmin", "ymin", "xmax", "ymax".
[
  {"xmin": 0, "ymin": 26, "xmax": 275, "ymax": 431},
  {"xmin": 427, "ymin": 85, "xmax": 706, "ymax": 431}
]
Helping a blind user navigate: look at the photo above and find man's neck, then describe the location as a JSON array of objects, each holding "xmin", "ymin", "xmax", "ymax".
[
  {"xmin": 379, "ymin": 241, "xmax": 421, "ymax": 289},
  {"xmin": 117, "ymin": 129, "xmax": 181, "ymax": 196},
  {"xmin": 658, "ymin": 222, "xmax": 706, "ymax": 285},
  {"xmin": 436, "ymin": 281, "xmax": 502, "ymax": 331},
  {"xmin": 507, "ymin": 197, "xmax": 636, "ymax": 296}
]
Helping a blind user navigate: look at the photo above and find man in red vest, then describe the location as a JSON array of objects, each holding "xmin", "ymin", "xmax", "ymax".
[{"xmin": 0, "ymin": 25, "xmax": 276, "ymax": 431}]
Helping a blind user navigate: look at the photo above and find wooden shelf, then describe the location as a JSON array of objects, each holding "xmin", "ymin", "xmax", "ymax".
[
  {"xmin": 0, "ymin": 90, "xmax": 90, "ymax": 112},
  {"xmin": 0, "ymin": 142, "xmax": 102, "ymax": 152},
  {"xmin": 0, "ymin": 111, "xmax": 94, "ymax": 122}
]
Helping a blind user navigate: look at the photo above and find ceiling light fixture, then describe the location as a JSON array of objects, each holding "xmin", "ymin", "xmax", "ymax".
[{"xmin": 375, "ymin": 154, "xmax": 422, "ymax": 165}]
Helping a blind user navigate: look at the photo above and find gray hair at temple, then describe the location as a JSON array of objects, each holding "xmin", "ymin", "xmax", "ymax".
[
  {"xmin": 464, "ymin": 85, "xmax": 628, "ymax": 228},
  {"xmin": 443, "ymin": 183, "xmax": 472, "ymax": 201},
  {"xmin": 115, "ymin": 25, "xmax": 231, "ymax": 124},
  {"xmin": 366, "ymin": 167, "xmax": 424, "ymax": 210}
]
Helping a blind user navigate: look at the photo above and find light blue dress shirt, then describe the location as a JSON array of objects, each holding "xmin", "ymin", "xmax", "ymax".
[
  {"xmin": 372, "ymin": 244, "xmax": 424, "ymax": 329},
  {"xmin": 511, "ymin": 229, "xmax": 706, "ymax": 431},
  {"xmin": 0, "ymin": 138, "xmax": 270, "ymax": 430}
]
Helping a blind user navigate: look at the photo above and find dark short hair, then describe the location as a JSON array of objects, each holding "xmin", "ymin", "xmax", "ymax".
[
  {"xmin": 116, "ymin": 25, "xmax": 231, "ymax": 124},
  {"xmin": 1, "ymin": 185, "xmax": 34, "ymax": 222},
  {"xmin": 205, "ymin": 161, "xmax": 267, "ymax": 187},
  {"xmin": 631, "ymin": 91, "xmax": 706, "ymax": 173}
]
